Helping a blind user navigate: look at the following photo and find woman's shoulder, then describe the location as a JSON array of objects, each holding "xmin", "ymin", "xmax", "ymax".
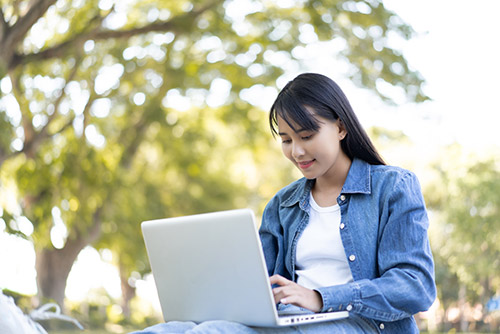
[
  {"xmin": 369, "ymin": 163, "xmax": 422, "ymax": 193},
  {"xmin": 371, "ymin": 163, "xmax": 416, "ymax": 180}
]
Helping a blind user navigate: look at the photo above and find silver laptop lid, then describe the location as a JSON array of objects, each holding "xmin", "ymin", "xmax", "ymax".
[{"xmin": 141, "ymin": 209, "xmax": 280, "ymax": 327}]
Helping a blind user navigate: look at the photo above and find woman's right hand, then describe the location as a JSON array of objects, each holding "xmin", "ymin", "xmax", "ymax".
[{"xmin": 270, "ymin": 274, "xmax": 323, "ymax": 313}]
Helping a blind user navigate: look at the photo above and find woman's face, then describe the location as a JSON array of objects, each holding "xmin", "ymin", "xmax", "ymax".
[{"xmin": 277, "ymin": 110, "xmax": 349, "ymax": 181}]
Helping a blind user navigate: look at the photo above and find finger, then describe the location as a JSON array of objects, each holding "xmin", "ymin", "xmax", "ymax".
[
  {"xmin": 272, "ymin": 281, "xmax": 299, "ymax": 299},
  {"xmin": 272, "ymin": 285, "xmax": 297, "ymax": 304},
  {"xmin": 279, "ymin": 294, "xmax": 296, "ymax": 305},
  {"xmin": 272, "ymin": 285, "xmax": 293, "ymax": 304},
  {"xmin": 272, "ymin": 286, "xmax": 286, "ymax": 299},
  {"xmin": 269, "ymin": 274, "xmax": 292, "ymax": 286},
  {"xmin": 272, "ymin": 289, "xmax": 284, "ymax": 304}
]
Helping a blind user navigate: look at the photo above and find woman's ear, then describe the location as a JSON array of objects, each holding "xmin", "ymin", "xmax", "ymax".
[{"xmin": 338, "ymin": 120, "xmax": 347, "ymax": 140}]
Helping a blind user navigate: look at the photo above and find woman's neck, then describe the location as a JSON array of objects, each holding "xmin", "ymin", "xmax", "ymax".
[{"xmin": 312, "ymin": 155, "xmax": 352, "ymax": 207}]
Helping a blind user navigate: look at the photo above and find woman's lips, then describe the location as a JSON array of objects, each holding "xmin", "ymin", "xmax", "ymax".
[{"xmin": 298, "ymin": 160, "xmax": 315, "ymax": 169}]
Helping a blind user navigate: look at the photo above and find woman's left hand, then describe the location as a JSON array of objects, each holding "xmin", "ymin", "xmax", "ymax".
[{"xmin": 270, "ymin": 274, "xmax": 323, "ymax": 313}]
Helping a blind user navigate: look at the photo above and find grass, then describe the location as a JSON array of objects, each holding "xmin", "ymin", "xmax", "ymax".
[
  {"xmin": 50, "ymin": 330, "xmax": 496, "ymax": 334},
  {"xmin": 51, "ymin": 326, "xmax": 141, "ymax": 334},
  {"xmin": 51, "ymin": 331, "xmax": 141, "ymax": 334}
]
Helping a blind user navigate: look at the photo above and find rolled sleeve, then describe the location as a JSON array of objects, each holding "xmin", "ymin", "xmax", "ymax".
[{"xmin": 316, "ymin": 282, "xmax": 361, "ymax": 312}]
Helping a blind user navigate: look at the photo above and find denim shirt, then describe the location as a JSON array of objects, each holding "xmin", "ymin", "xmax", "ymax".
[{"xmin": 259, "ymin": 158, "xmax": 436, "ymax": 333}]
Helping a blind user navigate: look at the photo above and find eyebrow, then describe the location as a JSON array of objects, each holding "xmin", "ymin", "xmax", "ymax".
[{"xmin": 278, "ymin": 128, "xmax": 308, "ymax": 136}]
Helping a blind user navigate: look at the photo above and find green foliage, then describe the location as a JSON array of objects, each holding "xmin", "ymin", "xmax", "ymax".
[
  {"xmin": 0, "ymin": 0, "xmax": 430, "ymax": 310},
  {"xmin": 0, "ymin": 111, "xmax": 14, "ymax": 156},
  {"xmin": 425, "ymin": 150, "xmax": 500, "ymax": 307}
]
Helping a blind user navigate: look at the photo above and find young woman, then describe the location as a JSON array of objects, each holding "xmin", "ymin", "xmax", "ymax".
[
  {"xmin": 259, "ymin": 73, "xmax": 436, "ymax": 333},
  {"xmin": 132, "ymin": 73, "xmax": 436, "ymax": 333}
]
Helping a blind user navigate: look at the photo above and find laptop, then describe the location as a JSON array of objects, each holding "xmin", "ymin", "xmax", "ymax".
[{"xmin": 141, "ymin": 208, "xmax": 349, "ymax": 327}]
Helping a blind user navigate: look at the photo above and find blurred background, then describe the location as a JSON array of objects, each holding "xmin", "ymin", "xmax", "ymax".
[{"xmin": 0, "ymin": 0, "xmax": 499, "ymax": 333}]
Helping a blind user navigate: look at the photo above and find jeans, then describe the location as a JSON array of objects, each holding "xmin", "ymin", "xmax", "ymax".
[{"xmin": 129, "ymin": 305, "xmax": 379, "ymax": 334}]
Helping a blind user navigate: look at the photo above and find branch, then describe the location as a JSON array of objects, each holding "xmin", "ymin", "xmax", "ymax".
[
  {"xmin": 0, "ymin": 150, "xmax": 8, "ymax": 167},
  {"xmin": 20, "ymin": 56, "xmax": 79, "ymax": 156},
  {"xmin": 94, "ymin": 1, "xmax": 218, "ymax": 40},
  {"xmin": 119, "ymin": 116, "xmax": 149, "ymax": 170},
  {"xmin": 8, "ymin": 69, "xmax": 37, "ymax": 159},
  {"xmin": 20, "ymin": 58, "xmax": 81, "ymax": 158},
  {"xmin": 52, "ymin": 84, "xmax": 98, "ymax": 139},
  {"xmin": 38, "ymin": 57, "xmax": 80, "ymax": 136},
  {"xmin": 71, "ymin": 205, "xmax": 104, "ymax": 248},
  {"xmin": 81, "ymin": 87, "xmax": 97, "ymax": 133},
  {"xmin": 9, "ymin": 4, "xmax": 112, "ymax": 68},
  {"xmin": 117, "ymin": 78, "xmax": 170, "ymax": 170},
  {"xmin": 5, "ymin": 0, "xmax": 57, "ymax": 50},
  {"xmin": 0, "ymin": 73, "xmax": 90, "ymax": 168},
  {"xmin": 0, "ymin": 8, "xmax": 8, "ymax": 42},
  {"xmin": 10, "ymin": 1, "xmax": 218, "ymax": 69}
]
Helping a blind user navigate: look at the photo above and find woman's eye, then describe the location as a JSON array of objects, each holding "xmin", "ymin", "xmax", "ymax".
[
  {"xmin": 282, "ymin": 139, "xmax": 291, "ymax": 144},
  {"xmin": 301, "ymin": 135, "xmax": 313, "ymax": 140}
]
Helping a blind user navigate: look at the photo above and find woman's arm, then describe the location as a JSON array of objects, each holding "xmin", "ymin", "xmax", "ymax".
[{"xmin": 316, "ymin": 172, "xmax": 436, "ymax": 322}]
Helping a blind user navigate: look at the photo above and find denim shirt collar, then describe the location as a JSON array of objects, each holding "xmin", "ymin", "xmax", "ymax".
[
  {"xmin": 342, "ymin": 158, "xmax": 371, "ymax": 195},
  {"xmin": 280, "ymin": 158, "xmax": 371, "ymax": 208}
]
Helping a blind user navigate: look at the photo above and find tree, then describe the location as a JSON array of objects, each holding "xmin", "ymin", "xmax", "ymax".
[
  {"xmin": 424, "ymin": 148, "xmax": 500, "ymax": 329},
  {"xmin": 0, "ymin": 0, "xmax": 428, "ymax": 311}
]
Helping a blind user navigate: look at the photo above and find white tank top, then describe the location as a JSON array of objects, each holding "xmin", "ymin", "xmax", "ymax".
[{"xmin": 295, "ymin": 192, "xmax": 354, "ymax": 289}]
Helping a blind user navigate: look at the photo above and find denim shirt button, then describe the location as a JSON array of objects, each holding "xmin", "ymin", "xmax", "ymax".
[
  {"xmin": 346, "ymin": 304, "xmax": 353, "ymax": 311},
  {"xmin": 349, "ymin": 254, "xmax": 356, "ymax": 261},
  {"xmin": 340, "ymin": 223, "xmax": 345, "ymax": 230},
  {"xmin": 340, "ymin": 195, "xmax": 346, "ymax": 201},
  {"xmin": 327, "ymin": 307, "xmax": 333, "ymax": 312},
  {"xmin": 379, "ymin": 323, "xmax": 385, "ymax": 330}
]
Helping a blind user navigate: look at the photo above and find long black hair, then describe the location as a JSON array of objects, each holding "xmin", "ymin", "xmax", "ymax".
[{"xmin": 269, "ymin": 73, "xmax": 385, "ymax": 166}]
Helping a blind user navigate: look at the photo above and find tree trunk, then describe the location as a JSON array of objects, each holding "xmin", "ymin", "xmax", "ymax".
[
  {"xmin": 35, "ymin": 211, "xmax": 103, "ymax": 311},
  {"xmin": 119, "ymin": 263, "xmax": 136, "ymax": 318},
  {"xmin": 458, "ymin": 283, "xmax": 468, "ymax": 332},
  {"xmin": 35, "ymin": 240, "xmax": 85, "ymax": 310}
]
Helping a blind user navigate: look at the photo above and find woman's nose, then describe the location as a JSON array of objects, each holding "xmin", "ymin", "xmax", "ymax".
[{"xmin": 292, "ymin": 142, "xmax": 305, "ymax": 159}]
